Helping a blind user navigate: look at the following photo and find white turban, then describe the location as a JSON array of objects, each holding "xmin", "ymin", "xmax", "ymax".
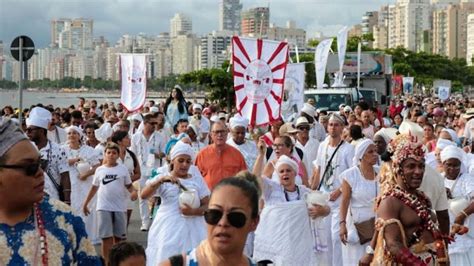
[
  {"xmin": 441, "ymin": 128, "xmax": 459, "ymax": 144},
  {"xmin": 301, "ymin": 103, "xmax": 316, "ymax": 116},
  {"xmin": 128, "ymin": 113, "xmax": 143, "ymax": 122},
  {"xmin": 436, "ymin": 138, "xmax": 455, "ymax": 151},
  {"xmin": 353, "ymin": 139, "xmax": 374, "ymax": 166},
  {"xmin": 440, "ymin": 145, "xmax": 464, "ymax": 163},
  {"xmin": 150, "ymin": 106, "xmax": 159, "ymax": 113},
  {"xmin": 66, "ymin": 125, "xmax": 84, "ymax": 139},
  {"xmin": 210, "ymin": 115, "xmax": 219, "ymax": 123},
  {"xmin": 26, "ymin": 107, "xmax": 51, "ymax": 130},
  {"xmin": 95, "ymin": 122, "xmax": 113, "ymax": 143},
  {"xmin": 399, "ymin": 120, "xmax": 424, "ymax": 142},
  {"xmin": 187, "ymin": 123, "xmax": 199, "ymax": 135},
  {"xmin": 275, "ymin": 155, "xmax": 298, "ymax": 173},
  {"xmin": 374, "ymin": 128, "xmax": 397, "ymax": 144},
  {"xmin": 329, "ymin": 113, "xmax": 345, "ymax": 125},
  {"xmin": 229, "ymin": 115, "xmax": 249, "ymax": 130},
  {"xmin": 170, "ymin": 140, "xmax": 195, "ymax": 161},
  {"xmin": 192, "ymin": 104, "xmax": 203, "ymax": 111}
]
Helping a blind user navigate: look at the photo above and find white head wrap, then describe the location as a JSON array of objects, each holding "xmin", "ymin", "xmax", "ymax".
[
  {"xmin": 441, "ymin": 128, "xmax": 459, "ymax": 143},
  {"xmin": 187, "ymin": 123, "xmax": 199, "ymax": 135},
  {"xmin": 0, "ymin": 118, "xmax": 28, "ymax": 157},
  {"xmin": 328, "ymin": 113, "xmax": 345, "ymax": 125},
  {"xmin": 95, "ymin": 122, "xmax": 113, "ymax": 143},
  {"xmin": 353, "ymin": 139, "xmax": 374, "ymax": 166},
  {"xmin": 301, "ymin": 103, "xmax": 316, "ymax": 116},
  {"xmin": 26, "ymin": 107, "xmax": 52, "ymax": 130},
  {"xmin": 128, "ymin": 113, "xmax": 143, "ymax": 122},
  {"xmin": 192, "ymin": 104, "xmax": 203, "ymax": 111},
  {"xmin": 170, "ymin": 140, "xmax": 195, "ymax": 161},
  {"xmin": 275, "ymin": 154, "xmax": 298, "ymax": 173},
  {"xmin": 229, "ymin": 115, "xmax": 249, "ymax": 130},
  {"xmin": 399, "ymin": 120, "xmax": 424, "ymax": 141},
  {"xmin": 210, "ymin": 115, "xmax": 219, "ymax": 123},
  {"xmin": 440, "ymin": 145, "xmax": 467, "ymax": 174},
  {"xmin": 374, "ymin": 128, "xmax": 398, "ymax": 144},
  {"xmin": 66, "ymin": 125, "xmax": 84, "ymax": 140},
  {"xmin": 436, "ymin": 138, "xmax": 455, "ymax": 151},
  {"xmin": 150, "ymin": 106, "xmax": 159, "ymax": 113}
]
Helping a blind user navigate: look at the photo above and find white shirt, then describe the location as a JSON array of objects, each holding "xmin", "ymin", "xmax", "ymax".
[
  {"xmin": 93, "ymin": 164, "xmax": 132, "ymax": 212},
  {"xmin": 226, "ymin": 138, "xmax": 258, "ymax": 170},
  {"xmin": 295, "ymin": 138, "xmax": 320, "ymax": 181},
  {"xmin": 131, "ymin": 131, "xmax": 166, "ymax": 169},
  {"xmin": 311, "ymin": 121, "xmax": 327, "ymax": 142},
  {"xmin": 47, "ymin": 126, "xmax": 67, "ymax": 144},
  {"xmin": 261, "ymin": 177, "xmax": 310, "ymax": 206},
  {"xmin": 420, "ymin": 165, "xmax": 449, "ymax": 212}
]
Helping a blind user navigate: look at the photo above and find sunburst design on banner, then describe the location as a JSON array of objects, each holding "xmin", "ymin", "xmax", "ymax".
[{"xmin": 232, "ymin": 36, "xmax": 289, "ymax": 126}]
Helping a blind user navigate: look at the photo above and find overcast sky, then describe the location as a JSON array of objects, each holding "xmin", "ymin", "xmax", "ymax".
[{"xmin": 0, "ymin": 0, "xmax": 395, "ymax": 48}]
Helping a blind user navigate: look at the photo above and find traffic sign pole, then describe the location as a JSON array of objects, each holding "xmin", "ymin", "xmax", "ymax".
[{"xmin": 18, "ymin": 37, "xmax": 23, "ymax": 124}]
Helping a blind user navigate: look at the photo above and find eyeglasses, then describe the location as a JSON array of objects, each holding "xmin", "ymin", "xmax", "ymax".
[
  {"xmin": 204, "ymin": 209, "xmax": 247, "ymax": 228},
  {"xmin": 297, "ymin": 126, "xmax": 310, "ymax": 131},
  {"xmin": 0, "ymin": 162, "xmax": 42, "ymax": 176},
  {"xmin": 212, "ymin": 130, "xmax": 227, "ymax": 135},
  {"xmin": 272, "ymin": 143, "xmax": 286, "ymax": 149}
]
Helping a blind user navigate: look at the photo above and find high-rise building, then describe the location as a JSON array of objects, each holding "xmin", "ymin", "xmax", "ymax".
[
  {"xmin": 241, "ymin": 7, "xmax": 270, "ymax": 37},
  {"xmin": 219, "ymin": 0, "xmax": 242, "ymax": 33},
  {"xmin": 153, "ymin": 47, "xmax": 173, "ymax": 79},
  {"xmin": 267, "ymin": 21, "xmax": 306, "ymax": 48},
  {"xmin": 466, "ymin": 13, "xmax": 474, "ymax": 65},
  {"xmin": 0, "ymin": 41, "xmax": 3, "ymax": 80},
  {"xmin": 388, "ymin": 0, "xmax": 431, "ymax": 52},
  {"xmin": 51, "ymin": 18, "xmax": 93, "ymax": 50},
  {"xmin": 361, "ymin": 11, "xmax": 379, "ymax": 47},
  {"xmin": 170, "ymin": 13, "xmax": 193, "ymax": 38},
  {"xmin": 199, "ymin": 31, "xmax": 232, "ymax": 69},
  {"xmin": 171, "ymin": 34, "xmax": 200, "ymax": 74},
  {"xmin": 432, "ymin": 2, "xmax": 474, "ymax": 58}
]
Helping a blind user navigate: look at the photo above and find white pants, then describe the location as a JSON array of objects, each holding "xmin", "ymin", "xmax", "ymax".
[
  {"xmin": 322, "ymin": 205, "xmax": 343, "ymax": 266},
  {"xmin": 139, "ymin": 175, "xmax": 150, "ymax": 225}
]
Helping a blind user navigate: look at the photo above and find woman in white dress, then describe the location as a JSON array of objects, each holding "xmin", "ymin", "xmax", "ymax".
[
  {"xmin": 63, "ymin": 125, "xmax": 101, "ymax": 244},
  {"xmin": 440, "ymin": 146, "xmax": 474, "ymax": 265},
  {"xmin": 141, "ymin": 141, "xmax": 210, "ymax": 266},
  {"xmin": 253, "ymin": 141, "xmax": 330, "ymax": 265},
  {"xmin": 339, "ymin": 139, "xmax": 379, "ymax": 265}
]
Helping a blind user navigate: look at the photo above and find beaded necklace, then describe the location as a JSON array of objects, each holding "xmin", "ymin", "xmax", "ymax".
[
  {"xmin": 33, "ymin": 202, "xmax": 48, "ymax": 266},
  {"xmin": 382, "ymin": 185, "xmax": 437, "ymax": 246}
]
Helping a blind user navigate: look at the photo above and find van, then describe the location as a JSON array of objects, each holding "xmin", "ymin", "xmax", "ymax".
[{"xmin": 304, "ymin": 88, "xmax": 361, "ymax": 112}]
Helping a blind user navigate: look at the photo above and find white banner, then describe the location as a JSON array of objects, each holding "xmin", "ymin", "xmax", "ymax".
[
  {"xmin": 337, "ymin": 26, "xmax": 349, "ymax": 74},
  {"xmin": 438, "ymin": 86, "xmax": 450, "ymax": 101},
  {"xmin": 120, "ymin": 54, "xmax": 147, "ymax": 112},
  {"xmin": 402, "ymin": 77, "xmax": 414, "ymax": 94},
  {"xmin": 232, "ymin": 36, "xmax": 289, "ymax": 126},
  {"xmin": 315, "ymin": 39, "xmax": 333, "ymax": 89},
  {"xmin": 282, "ymin": 63, "xmax": 305, "ymax": 121}
]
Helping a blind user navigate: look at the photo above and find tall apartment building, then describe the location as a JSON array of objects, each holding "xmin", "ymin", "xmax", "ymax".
[
  {"xmin": 219, "ymin": 0, "xmax": 242, "ymax": 33},
  {"xmin": 467, "ymin": 13, "xmax": 474, "ymax": 65},
  {"xmin": 0, "ymin": 41, "xmax": 3, "ymax": 80},
  {"xmin": 171, "ymin": 34, "xmax": 200, "ymax": 74},
  {"xmin": 153, "ymin": 47, "xmax": 173, "ymax": 79},
  {"xmin": 361, "ymin": 11, "xmax": 379, "ymax": 47},
  {"xmin": 51, "ymin": 18, "xmax": 93, "ymax": 50},
  {"xmin": 170, "ymin": 13, "xmax": 193, "ymax": 38},
  {"xmin": 199, "ymin": 31, "xmax": 232, "ymax": 69},
  {"xmin": 241, "ymin": 7, "xmax": 270, "ymax": 37},
  {"xmin": 267, "ymin": 21, "xmax": 306, "ymax": 48},
  {"xmin": 387, "ymin": 0, "xmax": 432, "ymax": 52},
  {"xmin": 433, "ymin": 2, "xmax": 474, "ymax": 58}
]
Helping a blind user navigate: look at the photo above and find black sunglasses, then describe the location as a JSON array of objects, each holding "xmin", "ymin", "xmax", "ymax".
[
  {"xmin": 0, "ymin": 162, "xmax": 42, "ymax": 176},
  {"xmin": 204, "ymin": 209, "xmax": 247, "ymax": 228},
  {"xmin": 297, "ymin": 126, "xmax": 310, "ymax": 131}
]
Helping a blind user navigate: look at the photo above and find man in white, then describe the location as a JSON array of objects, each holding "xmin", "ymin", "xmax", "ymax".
[
  {"xmin": 300, "ymin": 103, "xmax": 326, "ymax": 142},
  {"xmin": 311, "ymin": 113, "xmax": 354, "ymax": 266},
  {"xmin": 226, "ymin": 115, "xmax": 258, "ymax": 170},
  {"xmin": 131, "ymin": 113, "xmax": 166, "ymax": 231},
  {"xmin": 47, "ymin": 115, "xmax": 67, "ymax": 144},
  {"xmin": 295, "ymin": 116, "xmax": 319, "ymax": 182},
  {"xmin": 189, "ymin": 104, "xmax": 210, "ymax": 145}
]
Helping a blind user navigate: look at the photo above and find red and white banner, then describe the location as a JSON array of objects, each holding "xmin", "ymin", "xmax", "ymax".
[
  {"xmin": 120, "ymin": 54, "xmax": 147, "ymax": 112},
  {"xmin": 232, "ymin": 36, "xmax": 289, "ymax": 126}
]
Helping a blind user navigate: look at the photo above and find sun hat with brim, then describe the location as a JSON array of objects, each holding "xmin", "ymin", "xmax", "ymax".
[
  {"xmin": 279, "ymin": 123, "xmax": 298, "ymax": 136},
  {"xmin": 462, "ymin": 108, "xmax": 474, "ymax": 120}
]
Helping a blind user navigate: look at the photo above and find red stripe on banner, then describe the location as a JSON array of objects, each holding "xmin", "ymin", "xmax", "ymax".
[
  {"xmin": 257, "ymin": 39, "xmax": 263, "ymax": 60},
  {"xmin": 251, "ymin": 103, "xmax": 258, "ymax": 126},
  {"xmin": 233, "ymin": 36, "xmax": 252, "ymax": 63},
  {"xmin": 234, "ymin": 84, "xmax": 244, "ymax": 91},
  {"xmin": 271, "ymin": 62, "xmax": 287, "ymax": 72},
  {"xmin": 234, "ymin": 71, "xmax": 244, "ymax": 77},
  {"xmin": 270, "ymin": 90, "xmax": 282, "ymax": 103},
  {"xmin": 238, "ymin": 96, "xmax": 248, "ymax": 111},
  {"xmin": 264, "ymin": 99, "xmax": 273, "ymax": 120},
  {"xmin": 267, "ymin": 42, "xmax": 287, "ymax": 65},
  {"xmin": 232, "ymin": 56, "xmax": 246, "ymax": 69},
  {"xmin": 273, "ymin": 78, "xmax": 284, "ymax": 84}
]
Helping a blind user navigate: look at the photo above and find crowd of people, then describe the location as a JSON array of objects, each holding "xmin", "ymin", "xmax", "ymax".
[{"xmin": 1, "ymin": 84, "xmax": 474, "ymax": 265}]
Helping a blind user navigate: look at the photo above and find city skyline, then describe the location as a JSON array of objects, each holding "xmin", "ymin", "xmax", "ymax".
[{"xmin": 0, "ymin": 0, "xmax": 395, "ymax": 48}]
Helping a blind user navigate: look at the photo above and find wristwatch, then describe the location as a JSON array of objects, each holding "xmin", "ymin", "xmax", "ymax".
[{"xmin": 366, "ymin": 245, "xmax": 374, "ymax": 255}]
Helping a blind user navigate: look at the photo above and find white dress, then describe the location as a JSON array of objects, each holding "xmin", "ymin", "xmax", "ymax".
[
  {"xmin": 341, "ymin": 166, "xmax": 378, "ymax": 266},
  {"xmin": 63, "ymin": 144, "xmax": 101, "ymax": 244},
  {"xmin": 145, "ymin": 170, "xmax": 210, "ymax": 266},
  {"xmin": 444, "ymin": 173, "xmax": 474, "ymax": 265}
]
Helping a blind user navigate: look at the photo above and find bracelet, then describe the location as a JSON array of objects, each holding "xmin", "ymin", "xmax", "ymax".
[
  {"xmin": 461, "ymin": 210, "xmax": 469, "ymax": 217},
  {"xmin": 340, "ymin": 221, "xmax": 346, "ymax": 225}
]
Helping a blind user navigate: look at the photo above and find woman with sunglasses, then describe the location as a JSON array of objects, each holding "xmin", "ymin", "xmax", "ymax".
[
  {"xmin": 63, "ymin": 125, "xmax": 101, "ymax": 244},
  {"xmin": 141, "ymin": 141, "xmax": 210, "ymax": 266},
  {"xmin": 253, "ymin": 152, "xmax": 330, "ymax": 265},
  {"xmin": 161, "ymin": 176, "xmax": 260, "ymax": 266}
]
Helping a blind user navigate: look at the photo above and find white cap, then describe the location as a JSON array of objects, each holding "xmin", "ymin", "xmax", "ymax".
[
  {"xmin": 301, "ymin": 103, "xmax": 316, "ymax": 116},
  {"xmin": 192, "ymin": 104, "xmax": 203, "ymax": 111},
  {"xmin": 150, "ymin": 106, "xmax": 159, "ymax": 113},
  {"xmin": 210, "ymin": 115, "xmax": 219, "ymax": 123},
  {"xmin": 26, "ymin": 107, "xmax": 52, "ymax": 130},
  {"xmin": 295, "ymin": 117, "xmax": 309, "ymax": 127},
  {"xmin": 229, "ymin": 115, "xmax": 249, "ymax": 130}
]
